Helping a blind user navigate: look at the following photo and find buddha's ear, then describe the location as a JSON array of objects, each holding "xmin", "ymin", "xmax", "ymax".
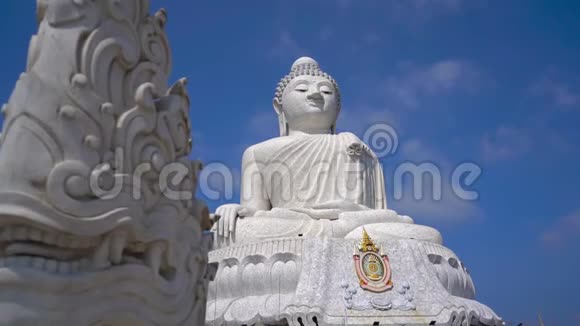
[{"xmin": 272, "ymin": 98, "xmax": 283, "ymax": 115}]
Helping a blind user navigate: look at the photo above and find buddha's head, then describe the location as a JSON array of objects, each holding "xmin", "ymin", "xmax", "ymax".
[{"xmin": 273, "ymin": 57, "xmax": 341, "ymax": 136}]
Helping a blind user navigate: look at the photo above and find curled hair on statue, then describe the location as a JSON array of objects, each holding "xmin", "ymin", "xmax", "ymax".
[{"xmin": 273, "ymin": 57, "xmax": 341, "ymax": 136}]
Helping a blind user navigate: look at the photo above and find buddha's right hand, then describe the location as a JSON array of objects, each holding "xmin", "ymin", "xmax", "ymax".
[{"xmin": 214, "ymin": 204, "xmax": 243, "ymax": 239}]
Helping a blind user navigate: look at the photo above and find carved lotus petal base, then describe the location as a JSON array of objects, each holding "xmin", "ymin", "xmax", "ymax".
[{"xmin": 207, "ymin": 237, "xmax": 502, "ymax": 326}]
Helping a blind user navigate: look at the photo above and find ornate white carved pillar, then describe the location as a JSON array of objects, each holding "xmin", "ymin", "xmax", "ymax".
[{"xmin": 0, "ymin": 1, "xmax": 214, "ymax": 324}]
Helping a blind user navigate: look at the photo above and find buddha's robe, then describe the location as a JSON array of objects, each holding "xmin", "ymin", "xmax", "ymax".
[
  {"xmin": 241, "ymin": 132, "xmax": 387, "ymax": 214},
  {"xmin": 227, "ymin": 133, "xmax": 440, "ymax": 245}
]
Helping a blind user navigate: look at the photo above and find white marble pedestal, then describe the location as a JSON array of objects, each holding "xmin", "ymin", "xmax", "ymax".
[{"xmin": 206, "ymin": 236, "xmax": 502, "ymax": 326}]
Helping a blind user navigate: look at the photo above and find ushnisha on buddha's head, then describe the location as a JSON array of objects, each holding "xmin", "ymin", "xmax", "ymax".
[{"xmin": 273, "ymin": 57, "xmax": 341, "ymax": 136}]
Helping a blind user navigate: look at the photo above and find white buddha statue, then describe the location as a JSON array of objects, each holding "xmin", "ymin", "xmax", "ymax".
[
  {"xmin": 213, "ymin": 57, "xmax": 441, "ymax": 247},
  {"xmin": 206, "ymin": 58, "xmax": 502, "ymax": 326}
]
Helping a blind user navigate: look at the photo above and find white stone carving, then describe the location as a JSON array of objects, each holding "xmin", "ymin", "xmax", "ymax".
[
  {"xmin": 341, "ymin": 280, "xmax": 416, "ymax": 311},
  {"xmin": 208, "ymin": 57, "xmax": 503, "ymax": 325},
  {"xmin": 207, "ymin": 237, "xmax": 501, "ymax": 325},
  {"xmin": 0, "ymin": 1, "xmax": 212, "ymax": 325}
]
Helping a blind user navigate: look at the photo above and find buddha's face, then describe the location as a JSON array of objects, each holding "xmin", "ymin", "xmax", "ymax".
[{"xmin": 277, "ymin": 75, "xmax": 339, "ymax": 132}]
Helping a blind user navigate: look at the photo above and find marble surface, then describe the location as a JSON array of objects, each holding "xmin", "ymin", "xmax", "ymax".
[
  {"xmin": 0, "ymin": 0, "xmax": 213, "ymax": 325},
  {"xmin": 345, "ymin": 223, "xmax": 443, "ymax": 245},
  {"xmin": 221, "ymin": 208, "xmax": 441, "ymax": 248},
  {"xmin": 207, "ymin": 236, "xmax": 501, "ymax": 326}
]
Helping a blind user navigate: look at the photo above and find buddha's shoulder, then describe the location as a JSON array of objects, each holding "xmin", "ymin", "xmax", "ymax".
[
  {"xmin": 242, "ymin": 137, "xmax": 296, "ymax": 160},
  {"xmin": 337, "ymin": 132, "xmax": 379, "ymax": 159},
  {"xmin": 337, "ymin": 132, "xmax": 362, "ymax": 142},
  {"xmin": 243, "ymin": 133, "xmax": 364, "ymax": 159}
]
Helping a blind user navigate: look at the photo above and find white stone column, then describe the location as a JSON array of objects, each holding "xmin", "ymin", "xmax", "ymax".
[{"xmin": 0, "ymin": 1, "xmax": 213, "ymax": 325}]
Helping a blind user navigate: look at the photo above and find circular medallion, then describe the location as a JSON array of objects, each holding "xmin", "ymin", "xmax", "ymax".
[{"xmin": 362, "ymin": 252, "xmax": 384, "ymax": 281}]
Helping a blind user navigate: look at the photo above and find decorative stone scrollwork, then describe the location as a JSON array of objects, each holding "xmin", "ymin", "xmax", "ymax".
[
  {"xmin": 0, "ymin": 1, "xmax": 212, "ymax": 325},
  {"xmin": 341, "ymin": 280, "xmax": 416, "ymax": 311}
]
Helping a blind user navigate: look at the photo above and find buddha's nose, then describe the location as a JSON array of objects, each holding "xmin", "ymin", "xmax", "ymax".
[{"xmin": 307, "ymin": 90, "xmax": 323, "ymax": 100}]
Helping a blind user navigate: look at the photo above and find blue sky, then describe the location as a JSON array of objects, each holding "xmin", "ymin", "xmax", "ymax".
[{"xmin": 1, "ymin": 1, "xmax": 579, "ymax": 324}]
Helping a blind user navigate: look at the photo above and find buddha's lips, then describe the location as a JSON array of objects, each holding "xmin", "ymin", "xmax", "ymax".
[
  {"xmin": 307, "ymin": 99, "xmax": 324, "ymax": 107},
  {"xmin": 0, "ymin": 225, "xmax": 172, "ymax": 279}
]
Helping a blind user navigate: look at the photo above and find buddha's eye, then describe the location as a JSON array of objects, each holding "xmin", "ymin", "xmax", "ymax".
[
  {"xmin": 294, "ymin": 84, "xmax": 308, "ymax": 92},
  {"xmin": 320, "ymin": 85, "xmax": 333, "ymax": 95}
]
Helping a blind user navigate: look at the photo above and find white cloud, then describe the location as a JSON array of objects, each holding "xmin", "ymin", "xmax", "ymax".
[
  {"xmin": 540, "ymin": 210, "xmax": 580, "ymax": 248},
  {"xmin": 387, "ymin": 139, "xmax": 484, "ymax": 223},
  {"xmin": 337, "ymin": 105, "xmax": 401, "ymax": 137},
  {"xmin": 387, "ymin": 0, "xmax": 469, "ymax": 23},
  {"xmin": 384, "ymin": 60, "xmax": 481, "ymax": 109},
  {"xmin": 400, "ymin": 138, "xmax": 449, "ymax": 162},
  {"xmin": 340, "ymin": 0, "xmax": 467, "ymax": 18},
  {"xmin": 530, "ymin": 78, "xmax": 580, "ymax": 109},
  {"xmin": 481, "ymin": 126, "xmax": 532, "ymax": 162},
  {"xmin": 480, "ymin": 120, "xmax": 577, "ymax": 163},
  {"xmin": 269, "ymin": 31, "xmax": 309, "ymax": 61},
  {"xmin": 390, "ymin": 194, "xmax": 482, "ymax": 223}
]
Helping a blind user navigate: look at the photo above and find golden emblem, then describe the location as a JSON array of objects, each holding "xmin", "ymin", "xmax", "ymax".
[{"xmin": 352, "ymin": 228, "xmax": 393, "ymax": 293}]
